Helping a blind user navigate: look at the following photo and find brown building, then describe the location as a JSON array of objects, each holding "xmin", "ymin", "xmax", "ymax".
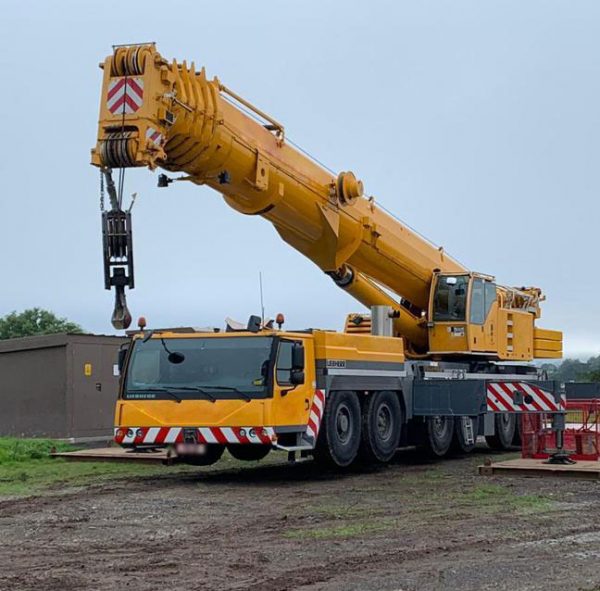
[{"xmin": 0, "ymin": 333, "xmax": 127, "ymax": 440}]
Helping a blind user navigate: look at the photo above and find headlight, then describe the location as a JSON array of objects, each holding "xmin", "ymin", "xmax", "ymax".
[
  {"xmin": 115, "ymin": 429, "xmax": 125, "ymax": 439},
  {"xmin": 239, "ymin": 428, "xmax": 246, "ymax": 438},
  {"xmin": 136, "ymin": 428, "xmax": 144, "ymax": 438},
  {"xmin": 126, "ymin": 428, "xmax": 134, "ymax": 438}
]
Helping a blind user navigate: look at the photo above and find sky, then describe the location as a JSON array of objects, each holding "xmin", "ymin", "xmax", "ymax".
[{"xmin": 0, "ymin": 0, "xmax": 598, "ymax": 358}]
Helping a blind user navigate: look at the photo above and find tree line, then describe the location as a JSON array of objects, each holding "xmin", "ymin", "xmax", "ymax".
[
  {"xmin": 0, "ymin": 308, "xmax": 83, "ymax": 340},
  {"xmin": 541, "ymin": 357, "xmax": 600, "ymax": 383}
]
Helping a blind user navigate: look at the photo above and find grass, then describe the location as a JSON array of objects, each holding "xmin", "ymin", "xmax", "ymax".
[
  {"xmin": 0, "ymin": 437, "xmax": 75, "ymax": 463},
  {"xmin": 284, "ymin": 520, "xmax": 395, "ymax": 540},
  {"xmin": 397, "ymin": 466, "xmax": 446, "ymax": 485},
  {"xmin": 460, "ymin": 483, "xmax": 551, "ymax": 513},
  {"xmin": 0, "ymin": 437, "xmax": 196, "ymax": 497},
  {"xmin": 302, "ymin": 503, "xmax": 371, "ymax": 520}
]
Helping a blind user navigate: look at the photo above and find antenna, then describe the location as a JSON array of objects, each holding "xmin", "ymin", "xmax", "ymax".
[{"xmin": 259, "ymin": 271, "xmax": 265, "ymax": 325}]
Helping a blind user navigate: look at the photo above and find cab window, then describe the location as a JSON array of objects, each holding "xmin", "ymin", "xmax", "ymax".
[
  {"xmin": 485, "ymin": 281, "xmax": 497, "ymax": 317},
  {"xmin": 433, "ymin": 275, "xmax": 468, "ymax": 321},
  {"xmin": 470, "ymin": 278, "xmax": 485, "ymax": 324},
  {"xmin": 276, "ymin": 341, "xmax": 294, "ymax": 385}
]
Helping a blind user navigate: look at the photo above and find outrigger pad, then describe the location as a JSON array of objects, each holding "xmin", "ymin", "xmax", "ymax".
[{"xmin": 545, "ymin": 452, "xmax": 577, "ymax": 465}]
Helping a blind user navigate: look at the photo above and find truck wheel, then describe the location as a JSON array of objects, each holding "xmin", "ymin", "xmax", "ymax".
[
  {"xmin": 314, "ymin": 390, "xmax": 361, "ymax": 468},
  {"xmin": 227, "ymin": 445, "xmax": 270, "ymax": 462},
  {"xmin": 419, "ymin": 416, "xmax": 455, "ymax": 457},
  {"xmin": 512, "ymin": 415, "xmax": 522, "ymax": 446},
  {"xmin": 451, "ymin": 416, "xmax": 479, "ymax": 454},
  {"xmin": 485, "ymin": 413, "xmax": 516, "ymax": 450},
  {"xmin": 179, "ymin": 444, "xmax": 225, "ymax": 466},
  {"xmin": 359, "ymin": 391, "xmax": 402, "ymax": 463}
]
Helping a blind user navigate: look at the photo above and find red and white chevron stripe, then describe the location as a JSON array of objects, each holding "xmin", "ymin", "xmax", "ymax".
[
  {"xmin": 486, "ymin": 382, "xmax": 565, "ymax": 413},
  {"xmin": 107, "ymin": 77, "xmax": 144, "ymax": 115},
  {"xmin": 305, "ymin": 389, "xmax": 326, "ymax": 442},
  {"xmin": 145, "ymin": 126, "xmax": 163, "ymax": 146},
  {"xmin": 115, "ymin": 426, "xmax": 276, "ymax": 446}
]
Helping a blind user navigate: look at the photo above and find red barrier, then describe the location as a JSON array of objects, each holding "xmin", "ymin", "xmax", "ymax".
[{"xmin": 521, "ymin": 399, "xmax": 600, "ymax": 461}]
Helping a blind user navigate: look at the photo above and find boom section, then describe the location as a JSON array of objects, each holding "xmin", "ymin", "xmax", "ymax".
[{"xmin": 91, "ymin": 44, "xmax": 464, "ymax": 350}]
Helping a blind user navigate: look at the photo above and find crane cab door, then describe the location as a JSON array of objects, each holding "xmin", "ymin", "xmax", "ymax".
[
  {"xmin": 270, "ymin": 337, "xmax": 314, "ymax": 428},
  {"xmin": 428, "ymin": 274, "xmax": 470, "ymax": 354}
]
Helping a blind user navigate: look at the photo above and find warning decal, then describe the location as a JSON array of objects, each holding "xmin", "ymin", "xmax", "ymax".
[{"xmin": 107, "ymin": 77, "xmax": 144, "ymax": 115}]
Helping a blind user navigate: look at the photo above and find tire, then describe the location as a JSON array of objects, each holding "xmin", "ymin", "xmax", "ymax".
[
  {"xmin": 512, "ymin": 414, "xmax": 522, "ymax": 446},
  {"xmin": 485, "ymin": 413, "xmax": 516, "ymax": 450},
  {"xmin": 313, "ymin": 390, "xmax": 361, "ymax": 468},
  {"xmin": 359, "ymin": 391, "xmax": 403, "ymax": 463},
  {"xmin": 419, "ymin": 416, "xmax": 455, "ymax": 457},
  {"xmin": 451, "ymin": 416, "xmax": 479, "ymax": 454},
  {"xmin": 179, "ymin": 444, "xmax": 225, "ymax": 466},
  {"xmin": 227, "ymin": 445, "xmax": 271, "ymax": 462}
]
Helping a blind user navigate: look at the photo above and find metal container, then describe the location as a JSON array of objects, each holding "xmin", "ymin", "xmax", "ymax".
[{"xmin": 0, "ymin": 333, "xmax": 127, "ymax": 440}]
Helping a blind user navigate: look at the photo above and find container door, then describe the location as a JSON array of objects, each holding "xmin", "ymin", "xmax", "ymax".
[{"xmin": 71, "ymin": 343, "xmax": 120, "ymax": 438}]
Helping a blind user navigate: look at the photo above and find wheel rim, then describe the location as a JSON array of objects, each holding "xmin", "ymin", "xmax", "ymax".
[
  {"xmin": 335, "ymin": 402, "xmax": 353, "ymax": 444},
  {"xmin": 432, "ymin": 416, "xmax": 450, "ymax": 439},
  {"xmin": 500, "ymin": 414, "xmax": 513, "ymax": 431},
  {"xmin": 376, "ymin": 402, "xmax": 393, "ymax": 442}
]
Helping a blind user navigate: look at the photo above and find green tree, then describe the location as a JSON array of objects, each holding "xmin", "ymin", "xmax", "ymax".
[
  {"xmin": 553, "ymin": 358, "xmax": 589, "ymax": 382},
  {"xmin": 587, "ymin": 370, "xmax": 600, "ymax": 383},
  {"xmin": 540, "ymin": 363, "xmax": 558, "ymax": 378},
  {"xmin": 0, "ymin": 308, "xmax": 83, "ymax": 340}
]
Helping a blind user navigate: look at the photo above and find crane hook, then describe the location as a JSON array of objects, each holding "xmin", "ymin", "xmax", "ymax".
[{"xmin": 112, "ymin": 282, "xmax": 132, "ymax": 330}]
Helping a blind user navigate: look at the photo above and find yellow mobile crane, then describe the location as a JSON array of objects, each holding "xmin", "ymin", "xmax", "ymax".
[{"xmin": 93, "ymin": 44, "xmax": 564, "ymax": 467}]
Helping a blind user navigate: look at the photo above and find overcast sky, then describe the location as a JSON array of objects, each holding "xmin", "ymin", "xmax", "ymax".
[{"xmin": 1, "ymin": 1, "xmax": 598, "ymax": 358}]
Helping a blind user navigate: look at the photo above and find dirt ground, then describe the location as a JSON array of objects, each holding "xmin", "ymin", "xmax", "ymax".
[{"xmin": 1, "ymin": 446, "xmax": 600, "ymax": 591}]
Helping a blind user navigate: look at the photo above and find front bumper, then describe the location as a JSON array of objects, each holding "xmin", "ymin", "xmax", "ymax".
[{"xmin": 114, "ymin": 426, "xmax": 276, "ymax": 446}]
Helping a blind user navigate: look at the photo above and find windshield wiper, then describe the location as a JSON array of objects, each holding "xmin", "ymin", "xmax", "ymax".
[
  {"xmin": 194, "ymin": 384, "xmax": 253, "ymax": 403},
  {"xmin": 129, "ymin": 387, "xmax": 182, "ymax": 403},
  {"xmin": 169, "ymin": 385, "xmax": 217, "ymax": 403}
]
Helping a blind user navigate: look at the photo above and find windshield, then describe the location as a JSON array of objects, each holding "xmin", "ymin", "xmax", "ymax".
[
  {"xmin": 124, "ymin": 336, "xmax": 273, "ymax": 401},
  {"xmin": 433, "ymin": 275, "xmax": 469, "ymax": 321}
]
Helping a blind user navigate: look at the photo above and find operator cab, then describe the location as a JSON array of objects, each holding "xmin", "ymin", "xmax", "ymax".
[{"xmin": 428, "ymin": 272, "xmax": 499, "ymax": 357}]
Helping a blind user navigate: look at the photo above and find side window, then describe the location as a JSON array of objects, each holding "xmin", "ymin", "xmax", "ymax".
[
  {"xmin": 469, "ymin": 278, "xmax": 485, "ymax": 324},
  {"xmin": 484, "ymin": 282, "xmax": 497, "ymax": 319},
  {"xmin": 276, "ymin": 341, "xmax": 294, "ymax": 385}
]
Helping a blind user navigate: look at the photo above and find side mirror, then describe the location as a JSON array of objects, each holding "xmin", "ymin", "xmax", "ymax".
[
  {"xmin": 290, "ymin": 370, "xmax": 305, "ymax": 385},
  {"xmin": 117, "ymin": 346, "xmax": 129, "ymax": 373},
  {"xmin": 292, "ymin": 343, "xmax": 305, "ymax": 371}
]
